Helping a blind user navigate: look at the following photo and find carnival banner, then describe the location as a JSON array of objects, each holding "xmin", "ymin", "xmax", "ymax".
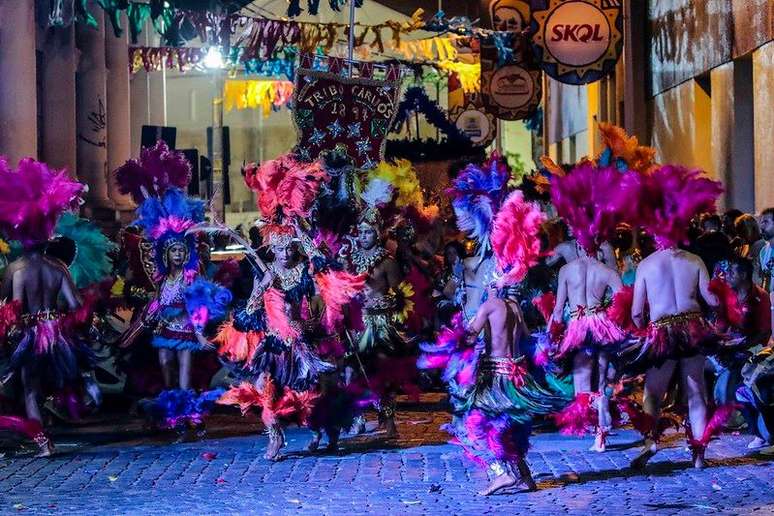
[
  {"xmin": 292, "ymin": 54, "xmax": 402, "ymax": 169},
  {"xmin": 531, "ymin": 0, "xmax": 623, "ymax": 85},
  {"xmin": 480, "ymin": 33, "xmax": 542, "ymax": 121}
]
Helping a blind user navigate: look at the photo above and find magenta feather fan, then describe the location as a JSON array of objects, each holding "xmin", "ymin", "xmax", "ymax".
[
  {"xmin": 637, "ymin": 165, "xmax": 723, "ymax": 248},
  {"xmin": 490, "ymin": 190, "xmax": 546, "ymax": 287},
  {"xmin": 0, "ymin": 157, "xmax": 84, "ymax": 247},
  {"xmin": 550, "ymin": 163, "xmax": 640, "ymax": 254}
]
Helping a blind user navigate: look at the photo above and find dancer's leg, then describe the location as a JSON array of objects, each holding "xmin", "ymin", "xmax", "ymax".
[
  {"xmin": 631, "ymin": 359, "xmax": 677, "ymax": 468},
  {"xmin": 681, "ymin": 355, "xmax": 709, "ymax": 468}
]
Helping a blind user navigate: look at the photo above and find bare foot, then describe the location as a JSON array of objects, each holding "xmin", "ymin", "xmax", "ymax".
[
  {"xmin": 692, "ymin": 448, "xmax": 706, "ymax": 469},
  {"xmin": 34, "ymin": 439, "xmax": 55, "ymax": 458},
  {"xmin": 478, "ymin": 473, "xmax": 519, "ymax": 496},
  {"xmin": 589, "ymin": 434, "xmax": 607, "ymax": 453},
  {"xmin": 630, "ymin": 440, "xmax": 657, "ymax": 470},
  {"xmin": 265, "ymin": 429, "xmax": 285, "ymax": 461},
  {"xmin": 384, "ymin": 418, "xmax": 398, "ymax": 439},
  {"xmin": 516, "ymin": 461, "xmax": 537, "ymax": 491},
  {"xmin": 306, "ymin": 432, "xmax": 321, "ymax": 452},
  {"xmin": 352, "ymin": 416, "xmax": 366, "ymax": 435}
]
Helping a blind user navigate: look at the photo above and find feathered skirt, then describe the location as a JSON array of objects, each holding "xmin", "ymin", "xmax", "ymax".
[
  {"xmin": 643, "ymin": 311, "xmax": 719, "ymax": 364},
  {"xmin": 152, "ymin": 305, "xmax": 206, "ymax": 352},
  {"xmin": 251, "ymin": 335, "xmax": 335, "ymax": 392},
  {"xmin": 7, "ymin": 311, "xmax": 96, "ymax": 390},
  {"xmin": 445, "ymin": 356, "xmax": 567, "ymax": 466},
  {"xmin": 557, "ymin": 310, "xmax": 626, "ymax": 358}
]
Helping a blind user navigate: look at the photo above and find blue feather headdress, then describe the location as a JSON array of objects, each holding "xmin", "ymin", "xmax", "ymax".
[
  {"xmin": 134, "ymin": 188, "xmax": 205, "ymax": 277},
  {"xmin": 447, "ymin": 153, "xmax": 511, "ymax": 257},
  {"xmin": 184, "ymin": 277, "xmax": 232, "ymax": 332}
]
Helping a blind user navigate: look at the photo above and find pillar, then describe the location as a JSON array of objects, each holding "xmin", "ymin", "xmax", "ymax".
[
  {"xmin": 41, "ymin": 26, "xmax": 78, "ymax": 174},
  {"xmin": 105, "ymin": 14, "xmax": 133, "ymax": 212},
  {"xmin": 76, "ymin": 5, "xmax": 113, "ymax": 217},
  {"xmin": 622, "ymin": 0, "xmax": 648, "ymax": 142},
  {"xmin": 710, "ymin": 62, "xmax": 734, "ymax": 211},
  {"xmin": 753, "ymin": 41, "xmax": 774, "ymax": 212},
  {"xmin": 0, "ymin": 2, "xmax": 38, "ymax": 164}
]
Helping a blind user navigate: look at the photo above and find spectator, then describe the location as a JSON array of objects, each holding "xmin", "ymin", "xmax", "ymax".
[
  {"xmin": 693, "ymin": 213, "xmax": 734, "ymax": 275},
  {"xmin": 723, "ymin": 209, "xmax": 744, "ymax": 240},
  {"xmin": 758, "ymin": 208, "xmax": 774, "ymax": 292},
  {"xmin": 735, "ymin": 214, "xmax": 766, "ymax": 285},
  {"xmin": 711, "ymin": 257, "xmax": 771, "ymax": 417}
]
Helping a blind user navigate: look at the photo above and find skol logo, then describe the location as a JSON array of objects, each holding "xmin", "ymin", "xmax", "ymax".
[
  {"xmin": 544, "ymin": 2, "xmax": 611, "ymax": 67},
  {"xmin": 550, "ymin": 24, "xmax": 606, "ymax": 43}
]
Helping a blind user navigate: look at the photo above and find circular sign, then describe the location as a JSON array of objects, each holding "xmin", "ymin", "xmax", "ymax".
[
  {"xmin": 490, "ymin": 65, "xmax": 536, "ymax": 110},
  {"xmin": 481, "ymin": 63, "xmax": 542, "ymax": 121},
  {"xmin": 483, "ymin": 0, "xmax": 531, "ymax": 31},
  {"xmin": 452, "ymin": 105, "xmax": 496, "ymax": 147},
  {"xmin": 532, "ymin": 0, "xmax": 623, "ymax": 85}
]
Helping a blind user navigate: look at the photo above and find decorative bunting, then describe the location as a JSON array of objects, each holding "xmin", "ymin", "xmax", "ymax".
[{"xmin": 223, "ymin": 80, "xmax": 295, "ymax": 116}]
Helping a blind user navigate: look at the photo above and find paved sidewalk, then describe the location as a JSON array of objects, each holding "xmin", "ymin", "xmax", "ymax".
[{"xmin": 1, "ymin": 397, "xmax": 773, "ymax": 515}]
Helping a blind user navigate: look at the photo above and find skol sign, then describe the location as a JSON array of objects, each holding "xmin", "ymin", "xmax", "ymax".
[{"xmin": 532, "ymin": 0, "xmax": 623, "ymax": 85}]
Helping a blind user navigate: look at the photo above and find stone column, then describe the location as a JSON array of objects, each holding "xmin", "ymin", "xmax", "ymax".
[
  {"xmin": 753, "ymin": 41, "xmax": 774, "ymax": 212},
  {"xmin": 0, "ymin": 2, "xmax": 38, "ymax": 165},
  {"xmin": 76, "ymin": 5, "xmax": 113, "ymax": 218},
  {"xmin": 105, "ymin": 14, "xmax": 134, "ymax": 212},
  {"xmin": 41, "ymin": 25, "xmax": 78, "ymax": 174}
]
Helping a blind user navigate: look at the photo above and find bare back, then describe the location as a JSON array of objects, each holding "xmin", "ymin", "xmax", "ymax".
[
  {"xmin": 632, "ymin": 248, "xmax": 718, "ymax": 324},
  {"xmin": 470, "ymin": 289, "xmax": 528, "ymax": 358},
  {"xmin": 4, "ymin": 255, "xmax": 79, "ymax": 314},
  {"xmin": 561, "ymin": 258, "xmax": 621, "ymax": 312}
]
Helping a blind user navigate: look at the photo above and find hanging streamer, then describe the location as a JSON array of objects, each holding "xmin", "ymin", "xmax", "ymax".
[{"xmin": 223, "ymin": 80, "xmax": 295, "ymax": 116}]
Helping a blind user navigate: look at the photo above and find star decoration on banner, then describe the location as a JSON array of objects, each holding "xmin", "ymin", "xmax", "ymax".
[
  {"xmin": 296, "ymin": 147, "xmax": 312, "ymax": 161},
  {"xmin": 309, "ymin": 128, "xmax": 326, "ymax": 146},
  {"xmin": 355, "ymin": 137, "xmax": 372, "ymax": 156},
  {"xmin": 329, "ymin": 120, "xmax": 344, "ymax": 138},
  {"xmin": 347, "ymin": 122, "xmax": 362, "ymax": 138},
  {"xmin": 361, "ymin": 156, "xmax": 377, "ymax": 170}
]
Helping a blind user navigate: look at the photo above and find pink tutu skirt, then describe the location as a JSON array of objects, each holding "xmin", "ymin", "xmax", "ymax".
[{"xmin": 558, "ymin": 311, "xmax": 625, "ymax": 357}]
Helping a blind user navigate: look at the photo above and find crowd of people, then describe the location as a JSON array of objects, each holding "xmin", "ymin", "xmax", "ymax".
[{"xmin": 0, "ymin": 125, "xmax": 772, "ymax": 497}]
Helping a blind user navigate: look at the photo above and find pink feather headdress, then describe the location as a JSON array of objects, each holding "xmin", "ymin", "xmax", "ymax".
[
  {"xmin": 244, "ymin": 154, "xmax": 328, "ymax": 222},
  {"xmin": 0, "ymin": 157, "xmax": 84, "ymax": 248},
  {"xmin": 114, "ymin": 140, "xmax": 191, "ymax": 204},
  {"xmin": 490, "ymin": 190, "xmax": 546, "ymax": 288},
  {"xmin": 550, "ymin": 163, "xmax": 641, "ymax": 254},
  {"xmin": 638, "ymin": 165, "xmax": 723, "ymax": 249}
]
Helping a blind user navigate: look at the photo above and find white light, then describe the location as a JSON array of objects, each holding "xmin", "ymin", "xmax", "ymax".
[{"xmin": 203, "ymin": 47, "xmax": 224, "ymax": 69}]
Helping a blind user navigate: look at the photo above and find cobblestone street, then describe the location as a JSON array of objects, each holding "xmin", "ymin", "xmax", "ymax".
[{"xmin": 1, "ymin": 395, "xmax": 773, "ymax": 515}]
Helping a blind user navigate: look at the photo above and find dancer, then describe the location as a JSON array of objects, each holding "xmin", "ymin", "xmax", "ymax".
[
  {"xmin": 421, "ymin": 190, "xmax": 565, "ymax": 496},
  {"xmin": 549, "ymin": 163, "xmax": 637, "ymax": 452},
  {"xmin": 344, "ymin": 204, "xmax": 404, "ymax": 437},
  {"xmin": 758, "ymin": 208, "xmax": 774, "ymax": 292},
  {"xmin": 219, "ymin": 155, "xmax": 362, "ymax": 459},
  {"xmin": 630, "ymin": 165, "xmax": 724, "ymax": 469},
  {"xmin": 116, "ymin": 142, "xmax": 229, "ymax": 439},
  {"xmin": 0, "ymin": 158, "xmax": 91, "ymax": 456}
]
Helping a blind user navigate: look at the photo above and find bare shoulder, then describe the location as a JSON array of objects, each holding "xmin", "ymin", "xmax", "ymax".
[{"xmin": 42, "ymin": 256, "xmax": 69, "ymax": 275}]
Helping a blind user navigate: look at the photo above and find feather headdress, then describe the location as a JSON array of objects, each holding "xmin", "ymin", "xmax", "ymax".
[
  {"xmin": 0, "ymin": 158, "xmax": 84, "ymax": 248},
  {"xmin": 490, "ymin": 190, "xmax": 546, "ymax": 288},
  {"xmin": 598, "ymin": 123, "xmax": 657, "ymax": 174},
  {"xmin": 244, "ymin": 154, "xmax": 328, "ymax": 222},
  {"xmin": 637, "ymin": 165, "xmax": 723, "ymax": 249},
  {"xmin": 447, "ymin": 153, "xmax": 511, "ymax": 256},
  {"xmin": 134, "ymin": 188, "xmax": 205, "ymax": 276},
  {"xmin": 550, "ymin": 163, "xmax": 641, "ymax": 254},
  {"xmin": 54, "ymin": 213, "xmax": 117, "ymax": 289},
  {"xmin": 368, "ymin": 160, "xmax": 438, "ymax": 231},
  {"xmin": 114, "ymin": 140, "xmax": 192, "ymax": 204}
]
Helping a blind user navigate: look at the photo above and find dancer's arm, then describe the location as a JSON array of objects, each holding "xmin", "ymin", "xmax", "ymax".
[
  {"xmin": 632, "ymin": 269, "xmax": 646, "ymax": 329},
  {"xmin": 697, "ymin": 258, "xmax": 719, "ymax": 308},
  {"xmin": 550, "ymin": 267, "xmax": 568, "ymax": 327}
]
